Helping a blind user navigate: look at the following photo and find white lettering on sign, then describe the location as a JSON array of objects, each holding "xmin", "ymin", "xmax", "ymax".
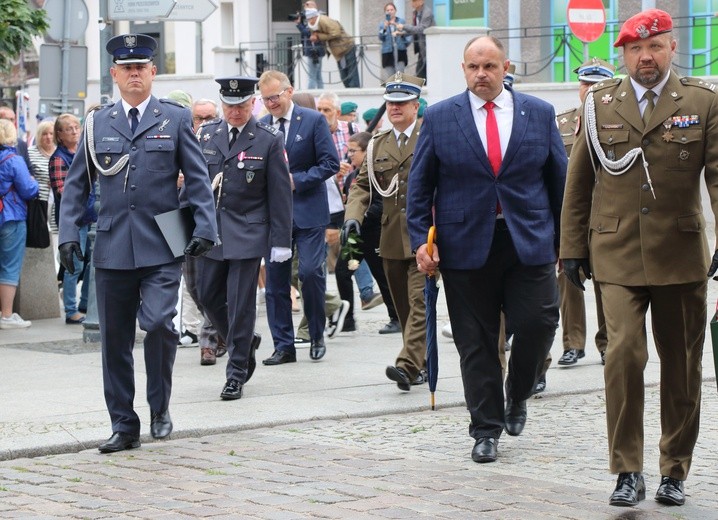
[{"xmin": 568, "ymin": 8, "xmax": 605, "ymax": 23}]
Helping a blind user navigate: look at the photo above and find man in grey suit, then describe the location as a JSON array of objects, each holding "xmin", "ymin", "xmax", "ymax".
[
  {"xmin": 58, "ymin": 34, "xmax": 218, "ymax": 453},
  {"xmin": 195, "ymin": 77, "xmax": 293, "ymax": 400}
]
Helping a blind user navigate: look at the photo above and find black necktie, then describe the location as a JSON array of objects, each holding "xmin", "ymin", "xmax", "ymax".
[
  {"xmin": 277, "ymin": 117, "xmax": 286, "ymax": 139},
  {"xmin": 229, "ymin": 127, "xmax": 239, "ymax": 148},
  {"xmin": 129, "ymin": 107, "xmax": 139, "ymax": 134}
]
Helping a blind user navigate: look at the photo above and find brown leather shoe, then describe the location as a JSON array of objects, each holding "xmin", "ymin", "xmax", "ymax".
[{"xmin": 201, "ymin": 347, "xmax": 216, "ymax": 365}]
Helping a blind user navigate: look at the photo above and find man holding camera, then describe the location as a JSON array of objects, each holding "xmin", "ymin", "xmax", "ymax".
[{"xmin": 292, "ymin": 2, "xmax": 326, "ymax": 89}]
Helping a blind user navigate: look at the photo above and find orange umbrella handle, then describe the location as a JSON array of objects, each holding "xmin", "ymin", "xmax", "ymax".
[
  {"xmin": 426, "ymin": 226, "xmax": 436, "ymax": 277},
  {"xmin": 427, "ymin": 226, "xmax": 436, "ymax": 257}
]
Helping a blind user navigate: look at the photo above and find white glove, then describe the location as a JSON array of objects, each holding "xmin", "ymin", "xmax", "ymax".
[{"xmin": 270, "ymin": 247, "xmax": 292, "ymax": 263}]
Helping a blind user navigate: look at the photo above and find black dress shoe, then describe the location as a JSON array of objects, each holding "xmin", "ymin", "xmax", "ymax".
[
  {"xmin": 379, "ymin": 319, "xmax": 401, "ymax": 334},
  {"xmin": 246, "ymin": 332, "xmax": 261, "ymax": 382},
  {"xmin": 220, "ymin": 379, "xmax": 243, "ymax": 400},
  {"xmin": 386, "ymin": 365, "xmax": 411, "ymax": 391},
  {"xmin": 309, "ymin": 339, "xmax": 326, "ymax": 360},
  {"xmin": 98, "ymin": 432, "xmax": 140, "ymax": 453},
  {"xmin": 655, "ymin": 476, "xmax": 685, "ymax": 506},
  {"xmin": 609, "ymin": 472, "xmax": 646, "ymax": 506},
  {"xmin": 150, "ymin": 410, "xmax": 173, "ymax": 439},
  {"xmin": 558, "ymin": 348, "xmax": 585, "ymax": 366},
  {"xmin": 471, "ymin": 437, "xmax": 498, "ymax": 463},
  {"xmin": 504, "ymin": 395, "xmax": 527, "ymax": 436},
  {"xmin": 262, "ymin": 350, "xmax": 297, "ymax": 365}
]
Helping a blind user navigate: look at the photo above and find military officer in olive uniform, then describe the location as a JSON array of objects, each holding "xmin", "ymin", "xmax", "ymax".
[
  {"xmin": 543, "ymin": 59, "xmax": 613, "ymax": 387},
  {"xmin": 561, "ymin": 10, "xmax": 718, "ymax": 507},
  {"xmin": 343, "ymin": 73, "xmax": 427, "ymax": 391},
  {"xmin": 58, "ymin": 34, "xmax": 218, "ymax": 453},
  {"xmin": 195, "ymin": 77, "xmax": 293, "ymax": 401}
]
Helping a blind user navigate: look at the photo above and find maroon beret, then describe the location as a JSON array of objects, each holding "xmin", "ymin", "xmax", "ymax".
[{"xmin": 613, "ymin": 9, "xmax": 673, "ymax": 48}]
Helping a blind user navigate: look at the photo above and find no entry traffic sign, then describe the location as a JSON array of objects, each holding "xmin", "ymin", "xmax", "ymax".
[{"xmin": 567, "ymin": 0, "xmax": 607, "ymax": 43}]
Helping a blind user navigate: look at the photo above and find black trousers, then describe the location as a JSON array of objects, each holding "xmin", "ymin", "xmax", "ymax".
[
  {"xmin": 442, "ymin": 221, "xmax": 558, "ymax": 440},
  {"xmin": 335, "ymin": 221, "xmax": 398, "ymax": 323},
  {"xmin": 95, "ymin": 263, "xmax": 181, "ymax": 436}
]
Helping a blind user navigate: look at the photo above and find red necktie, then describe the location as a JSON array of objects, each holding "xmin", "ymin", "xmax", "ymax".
[{"xmin": 484, "ymin": 101, "xmax": 501, "ymax": 175}]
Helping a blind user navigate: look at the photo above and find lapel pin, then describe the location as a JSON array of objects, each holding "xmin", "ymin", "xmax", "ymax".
[
  {"xmin": 158, "ymin": 119, "xmax": 170, "ymax": 131},
  {"xmin": 602, "ymin": 94, "xmax": 612, "ymax": 104}
]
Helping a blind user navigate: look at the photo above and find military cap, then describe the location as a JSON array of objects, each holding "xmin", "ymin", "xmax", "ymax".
[
  {"xmin": 504, "ymin": 64, "xmax": 516, "ymax": 87},
  {"xmin": 106, "ymin": 33, "xmax": 157, "ymax": 64},
  {"xmin": 574, "ymin": 58, "xmax": 616, "ymax": 83},
  {"xmin": 341, "ymin": 101, "xmax": 358, "ymax": 115},
  {"xmin": 382, "ymin": 72, "xmax": 425, "ymax": 102},
  {"xmin": 613, "ymin": 9, "xmax": 673, "ymax": 47},
  {"xmin": 215, "ymin": 76, "xmax": 258, "ymax": 105},
  {"xmin": 363, "ymin": 108, "xmax": 379, "ymax": 124}
]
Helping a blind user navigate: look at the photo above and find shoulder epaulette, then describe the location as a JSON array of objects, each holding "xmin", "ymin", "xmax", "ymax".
[
  {"xmin": 256, "ymin": 121, "xmax": 278, "ymax": 135},
  {"xmin": 159, "ymin": 98, "xmax": 185, "ymax": 108},
  {"xmin": 199, "ymin": 118, "xmax": 222, "ymax": 129},
  {"xmin": 373, "ymin": 128, "xmax": 393, "ymax": 138},
  {"xmin": 680, "ymin": 77, "xmax": 717, "ymax": 92},
  {"xmin": 556, "ymin": 107, "xmax": 579, "ymax": 117},
  {"xmin": 589, "ymin": 78, "xmax": 621, "ymax": 92}
]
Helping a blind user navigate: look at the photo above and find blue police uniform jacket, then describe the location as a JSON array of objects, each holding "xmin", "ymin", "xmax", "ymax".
[
  {"xmin": 198, "ymin": 117, "xmax": 292, "ymax": 261},
  {"xmin": 58, "ymin": 96, "xmax": 218, "ymax": 269}
]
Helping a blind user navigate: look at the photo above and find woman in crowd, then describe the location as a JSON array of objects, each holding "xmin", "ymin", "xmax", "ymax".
[
  {"xmin": 49, "ymin": 113, "xmax": 95, "ymax": 325},
  {"xmin": 0, "ymin": 119, "xmax": 39, "ymax": 329},
  {"xmin": 27, "ymin": 120, "xmax": 55, "ymax": 221},
  {"xmin": 378, "ymin": 2, "xmax": 411, "ymax": 80}
]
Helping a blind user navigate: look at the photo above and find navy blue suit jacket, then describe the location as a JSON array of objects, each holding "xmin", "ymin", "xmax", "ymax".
[
  {"xmin": 260, "ymin": 104, "xmax": 339, "ymax": 229},
  {"xmin": 407, "ymin": 88, "xmax": 567, "ymax": 269}
]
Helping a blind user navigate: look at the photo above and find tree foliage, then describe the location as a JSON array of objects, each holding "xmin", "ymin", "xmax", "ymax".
[{"xmin": 0, "ymin": 0, "xmax": 48, "ymax": 72}]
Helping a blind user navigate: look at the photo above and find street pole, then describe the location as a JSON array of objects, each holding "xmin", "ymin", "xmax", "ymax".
[
  {"xmin": 83, "ymin": 0, "xmax": 113, "ymax": 343},
  {"xmin": 60, "ymin": 0, "xmax": 72, "ymax": 112}
]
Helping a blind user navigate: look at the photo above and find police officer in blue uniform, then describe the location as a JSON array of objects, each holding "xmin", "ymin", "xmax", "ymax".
[
  {"xmin": 195, "ymin": 77, "xmax": 292, "ymax": 400},
  {"xmin": 58, "ymin": 34, "xmax": 218, "ymax": 453}
]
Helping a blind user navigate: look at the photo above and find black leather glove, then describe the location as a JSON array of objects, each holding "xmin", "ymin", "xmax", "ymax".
[
  {"xmin": 563, "ymin": 258, "xmax": 591, "ymax": 291},
  {"xmin": 59, "ymin": 242, "xmax": 83, "ymax": 275},
  {"xmin": 184, "ymin": 236, "xmax": 214, "ymax": 257},
  {"xmin": 340, "ymin": 219, "xmax": 361, "ymax": 246},
  {"xmin": 708, "ymin": 250, "xmax": 718, "ymax": 279}
]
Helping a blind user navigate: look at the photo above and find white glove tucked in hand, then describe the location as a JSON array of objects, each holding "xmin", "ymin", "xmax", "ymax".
[{"xmin": 270, "ymin": 247, "xmax": 292, "ymax": 263}]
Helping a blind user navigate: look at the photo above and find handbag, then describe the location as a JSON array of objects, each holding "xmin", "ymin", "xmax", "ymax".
[{"xmin": 25, "ymin": 197, "xmax": 51, "ymax": 248}]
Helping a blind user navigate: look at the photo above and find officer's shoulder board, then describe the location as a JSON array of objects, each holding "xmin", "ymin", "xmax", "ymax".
[
  {"xmin": 159, "ymin": 98, "xmax": 186, "ymax": 109},
  {"xmin": 589, "ymin": 77, "xmax": 621, "ymax": 93},
  {"xmin": 556, "ymin": 107, "xmax": 578, "ymax": 118},
  {"xmin": 680, "ymin": 77, "xmax": 717, "ymax": 92},
  {"xmin": 256, "ymin": 121, "xmax": 279, "ymax": 135},
  {"xmin": 200, "ymin": 118, "xmax": 222, "ymax": 130},
  {"xmin": 373, "ymin": 127, "xmax": 394, "ymax": 141}
]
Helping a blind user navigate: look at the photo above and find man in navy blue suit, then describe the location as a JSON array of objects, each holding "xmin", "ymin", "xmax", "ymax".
[
  {"xmin": 258, "ymin": 70, "xmax": 339, "ymax": 365},
  {"xmin": 407, "ymin": 35, "xmax": 566, "ymax": 463}
]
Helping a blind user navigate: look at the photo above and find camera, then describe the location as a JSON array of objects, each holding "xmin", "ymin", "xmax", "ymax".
[
  {"xmin": 288, "ymin": 10, "xmax": 305, "ymax": 22},
  {"xmin": 385, "ymin": 13, "xmax": 391, "ymax": 21}
]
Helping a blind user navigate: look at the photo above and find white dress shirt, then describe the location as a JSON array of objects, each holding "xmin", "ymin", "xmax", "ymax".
[{"xmin": 468, "ymin": 87, "xmax": 513, "ymax": 161}]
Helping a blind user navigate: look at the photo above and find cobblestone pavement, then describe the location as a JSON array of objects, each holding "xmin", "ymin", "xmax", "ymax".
[{"xmin": 1, "ymin": 383, "xmax": 716, "ymax": 519}]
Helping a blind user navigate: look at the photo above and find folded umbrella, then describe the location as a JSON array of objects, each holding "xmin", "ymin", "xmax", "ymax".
[{"xmin": 424, "ymin": 226, "xmax": 440, "ymax": 409}]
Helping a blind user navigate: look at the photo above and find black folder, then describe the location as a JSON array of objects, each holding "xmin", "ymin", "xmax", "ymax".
[{"xmin": 154, "ymin": 207, "xmax": 195, "ymax": 258}]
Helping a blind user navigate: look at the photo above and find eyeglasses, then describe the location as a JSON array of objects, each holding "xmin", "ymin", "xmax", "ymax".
[
  {"xmin": 61, "ymin": 125, "xmax": 81, "ymax": 133},
  {"xmin": 193, "ymin": 115, "xmax": 215, "ymax": 123},
  {"xmin": 346, "ymin": 148, "xmax": 362, "ymax": 155},
  {"xmin": 261, "ymin": 89, "xmax": 287, "ymax": 105}
]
